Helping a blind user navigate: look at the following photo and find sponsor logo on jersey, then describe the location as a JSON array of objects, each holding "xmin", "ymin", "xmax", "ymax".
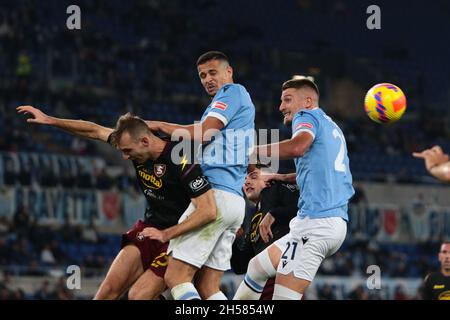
[
  {"xmin": 285, "ymin": 183, "xmax": 299, "ymax": 192},
  {"xmin": 154, "ymin": 164, "xmax": 166, "ymax": 177},
  {"xmin": 144, "ymin": 189, "xmax": 165, "ymax": 200},
  {"xmin": 434, "ymin": 284, "xmax": 445, "ymax": 289},
  {"xmin": 250, "ymin": 212, "xmax": 263, "ymax": 243},
  {"xmin": 189, "ymin": 176, "xmax": 207, "ymax": 191},
  {"xmin": 212, "ymin": 101, "xmax": 228, "ymax": 111},
  {"xmin": 301, "ymin": 236, "xmax": 309, "ymax": 245},
  {"xmin": 138, "ymin": 169, "xmax": 163, "ymax": 189},
  {"xmin": 438, "ymin": 290, "xmax": 450, "ymax": 300}
]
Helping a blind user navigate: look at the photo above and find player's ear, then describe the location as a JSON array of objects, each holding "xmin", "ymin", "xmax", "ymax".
[
  {"xmin": 227, "ymin": 65, "xmax": 233, "ymax": 79},
  {"xmin": 141, "ymin": 136, "xmax": 149, "ymax": 146}
]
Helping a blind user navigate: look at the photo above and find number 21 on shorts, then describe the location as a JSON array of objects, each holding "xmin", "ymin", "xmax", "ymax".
[{"xmin": 281, "ymin": 241, "xmax": 298, "ymax": 261}]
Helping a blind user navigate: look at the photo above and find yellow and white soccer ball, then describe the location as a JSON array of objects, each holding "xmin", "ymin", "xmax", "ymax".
[{"xmin": 364, "ymin": 83, "xmax": 407, "ymax": 124}]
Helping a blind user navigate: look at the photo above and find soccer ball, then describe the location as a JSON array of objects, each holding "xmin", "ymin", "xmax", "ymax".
[{"xmin": 364, "ymin": 83, "xmax": 407, "ymax": 124}]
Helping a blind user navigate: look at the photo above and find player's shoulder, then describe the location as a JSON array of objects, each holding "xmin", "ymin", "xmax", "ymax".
[
  {"xmin": 262, "ymin": 181, "xmax": 298, "ymax": 195},
  {"xmin": 218, "ymin": 83, "xmax": 240, "ymax": 94},
  {"xmin": 159, "ymin": 141, "xmax": 184, "ymax": 167},
  {"xmin": 280, "ymin": 181, "xmax": 299, "ymax": 193},
  {"xmin": 424, "ymin": 271, "xmax": 441, "ymax": 283},
  {"xmin": 220, "ymin": 83, "xmax": 252, "ymax": 98},
  {"xmin": 260, "ymin": 182, "xmax": 277, "ymax": 194},
  {"xmin": 293, "ymin": 108, "xmax": 321, "ymax": 120}
]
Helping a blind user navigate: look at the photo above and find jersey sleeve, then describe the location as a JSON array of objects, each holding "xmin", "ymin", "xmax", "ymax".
[
  {"xmin": 179, "ymin": 162, "xmax": 212, "ymax": 198},
  {"xmin": 292, "ymin": 111, "xmax": 319, "ymax": 140},
  {"xmin": 204, "ymin": 84, "xmax": 241, "ymax": 126},
  {"xmin": 421, "ymin": 274, "xmax": 433, "ymax": 300}
]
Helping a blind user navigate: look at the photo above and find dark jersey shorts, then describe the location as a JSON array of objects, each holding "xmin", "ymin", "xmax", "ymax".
[{"xmin": 121, "ymin": 220, "xmax": 169, "ymax": 278}]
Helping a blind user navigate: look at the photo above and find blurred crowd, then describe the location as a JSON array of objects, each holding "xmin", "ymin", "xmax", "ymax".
[
  {"xmin": 1, "ymin": 1, "xmax": 450, "ymax": 180},
  {"xmin": 0, "ymin": 273, "xmax": 74, "ymax": 300},
  {"xmin": 0, "ymin": 204, "xmax": 117, "ymax": 277}
]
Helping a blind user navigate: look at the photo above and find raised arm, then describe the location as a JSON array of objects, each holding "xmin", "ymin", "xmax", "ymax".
[
  {"xmin": 413, "ymin": 145, "xmax": 450, "ymax": 183},
  {"xmin": 146, "ymin": 117, "xmax": 224, "ymax": 143},
  {"xmin": 261, "ymin": 172, "xmax": 297, "ymax": 184},
  {"xmin": 17, "ymin": 105, "xmax": 113, "ymax": 142},
  {"xmin": 256, "ymin": 131, "xmax": 314, "ymax": 161}
]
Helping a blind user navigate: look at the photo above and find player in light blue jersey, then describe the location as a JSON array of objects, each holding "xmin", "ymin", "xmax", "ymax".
[
  {"xmin": 199, "ymin": 81, "xmax": 255, "ymax": 196},
  {"xmin": 234, "ymin": 77, "xmax": 354, "ymax": 300},
  {"xmin": 147, "ymin": 51, "xmax": 255, "ymax": 300}
]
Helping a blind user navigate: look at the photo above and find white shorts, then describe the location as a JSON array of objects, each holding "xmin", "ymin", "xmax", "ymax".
[
  {"xmin": 168, "ymin": 189, "xmax": 245, "ymax": 271},
  {"xmin": 274, "ymin": 216, "xmax": 347, "ymax": 282}
]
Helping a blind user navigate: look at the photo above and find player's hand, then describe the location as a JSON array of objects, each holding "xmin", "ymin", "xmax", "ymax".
[
  {"xmin": 17, "ymin": 105, "xmax": 52, "ymax": 125},
  {"xmin": 260, "ymin": 173, "xmax": 283, "ymax": 185},
  {"xmin": 146, "ymin": 121, "xmax": 162, "ymax": 133},
  {"xmin": 259, "ymin": 212, "xmax": 275, "ymax": 243},
  {"xmin": 140, "ymin": 227, "xmax": 168, "ymax": 243},
  {"xmin": 260, "ymin": 173, "xmax": 277, "ymax": 181},
  {"xmin": 413, "ymin": 146, "xmax": 449, "ymax": 171}
]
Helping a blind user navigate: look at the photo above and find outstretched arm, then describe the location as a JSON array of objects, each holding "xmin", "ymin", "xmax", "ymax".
[
  {"xmin": 413, "ymin": 146, "xmax": 450, "ymax": 182},
  {"xmin": 146, "ymin": 117, "xmax": 224, "ymax": 142},
  {"xmin": 261, "ymin": 172, "xmax": 297, "ymax": 184},
  {"xmin": 257, "ymin": 131, "xmax": 314, "ymax": 160},
  {"xmin": 17, "ymin": 105, "xmax": 113, "ymax": 142}
]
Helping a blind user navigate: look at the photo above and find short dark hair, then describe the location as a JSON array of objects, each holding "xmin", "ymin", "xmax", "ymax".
[
  {"xmin": 255, "ymin": 162, "xmax": 271, "ymax": 170},
  {"xmin": 109, "ymin": 112, "xmax": 151, "ymax": 147},
  {"xmin": 197, "ymin": 51, "xmax": 230, "ymax": 66},
  {"xmin": 282, "ymin": 78, "xmax": 320, "ymax": 97}
]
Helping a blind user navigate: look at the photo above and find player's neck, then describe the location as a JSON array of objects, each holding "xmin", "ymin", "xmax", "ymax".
[
  {"xmin": 148, "ymin": 138, "xmax": 167, "ymax": 160},
  {"xmin": 442, "ymin": 267, "xmax": 450, "ymax": 276},
  {"xmin": 296, "ymin": 106, "xmax": 319, "ymax": 113},
  {"xmin": 210, "ymin": 81, "xmax": 234, "ymax": 99}
]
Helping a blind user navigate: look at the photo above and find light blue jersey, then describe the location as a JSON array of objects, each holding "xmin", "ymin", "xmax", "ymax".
[
  {"xmin": 291, "ymin": 108, "xmax": 354, "ymax": 221},
  {"xmin": 200, "ymin": 83, "xmax": 255, "ymax": 196}
]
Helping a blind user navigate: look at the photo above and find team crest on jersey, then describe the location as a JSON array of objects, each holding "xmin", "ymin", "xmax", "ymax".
[
  {"xmin": 154, "ymin": 164, "xmax": 166, "ymax": 177},
  {"xmin": 212, "ymin": 101, "xmax": 228, "ymax": 111},
  {"xmin": 136, "ymin": 233, "xmax": 145, "ymax": 242}
]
